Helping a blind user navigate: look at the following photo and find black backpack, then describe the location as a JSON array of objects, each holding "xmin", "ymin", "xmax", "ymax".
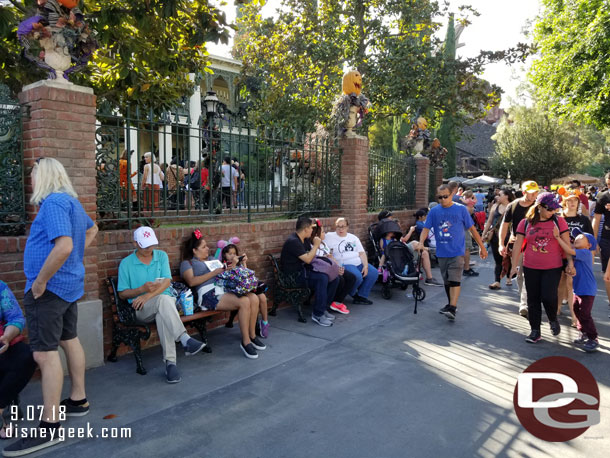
[{"xmin": 185, "ymin": 170, "xmax": 201, "ymax": 190}]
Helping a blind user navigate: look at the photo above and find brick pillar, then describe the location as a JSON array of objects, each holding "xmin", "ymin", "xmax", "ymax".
[
  {"xmin": 435, "ymin": 166, "xmax": 444, "ymax": 190},
  {"xmin": 339, "ymin": 136, "xmax": 369, "ymax": 239},
  {"xmin": 415, "ymin": 156, "xmax": 430, "ymax": 209},
  {"xmin": 19, "ymin": 80, "xmax": 103, "ymax": 368}
]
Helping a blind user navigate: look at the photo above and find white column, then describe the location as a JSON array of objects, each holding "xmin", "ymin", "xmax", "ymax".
[
  {"xmin": 158, "ymin": 125, "xmax": 172, "ymax": 166},
  {"xmin": 189, "ymin": 73, "xmax": 202, "ymax": 163}
]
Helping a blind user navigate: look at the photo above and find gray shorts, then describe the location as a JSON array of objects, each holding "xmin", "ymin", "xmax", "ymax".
[
  {"xmin": 24, "ymin": 290, "xmax": 78, "ymax": 352},
  {"xmin": 438, "ymin": 256, "xmax": 465, "ymax": 284},
  {"xmin": 465, "ymin": 233, "xmax": 473, "ymax": 250}
]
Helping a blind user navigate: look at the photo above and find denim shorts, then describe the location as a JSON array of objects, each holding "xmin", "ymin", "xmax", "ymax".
[{"xmin": 199, "ymin": 289, "xmax": 220, "ymax": 311}]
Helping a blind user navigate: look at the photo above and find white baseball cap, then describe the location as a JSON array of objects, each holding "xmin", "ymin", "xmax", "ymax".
[{"xmin": 134, "ymin": 226, "xmax": 159, "ymax": 248}]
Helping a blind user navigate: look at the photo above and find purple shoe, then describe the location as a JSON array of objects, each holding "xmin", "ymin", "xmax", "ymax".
[{"xmin": 259, "ymin": 320, "xmax": 269, "ymax": 338}]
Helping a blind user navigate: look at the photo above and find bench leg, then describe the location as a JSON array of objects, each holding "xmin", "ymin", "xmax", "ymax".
[
  {"xmin": 291, "ymin": 299, "xmax": 307, "ymax": 323},
  {"xmin": 123, "ymin": 329, "xmax": 146, "ymax": 375},
  {"xmin": 107, "ymin": 327, "xmax": 121, "ymax": 363},
  {"xmin": 189, "ymin": 320, "xmax": 212, "ymax": 353},
  {"xmin": 225, "ymin": 309, "xmax": 238, "ymax": 328},
  {"xmin": 269, "ymin": 301, "xmax": 278, "ymax": 316}
]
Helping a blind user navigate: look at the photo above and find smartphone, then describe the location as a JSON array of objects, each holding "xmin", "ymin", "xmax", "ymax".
[
  {"xmin": 238, "ymin": 255, "xmax": 245, "ymax": 262},
  {"xmin": 0, "ymin": 343, "xmax": 8, "ymax": 354}
]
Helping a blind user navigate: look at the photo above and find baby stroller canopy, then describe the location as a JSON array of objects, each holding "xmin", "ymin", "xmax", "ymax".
[{"xmin": 375, "ymin": 219, "xmax": 403, "ymax": 241}]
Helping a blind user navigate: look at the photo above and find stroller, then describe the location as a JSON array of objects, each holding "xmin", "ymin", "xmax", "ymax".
[{"xmin": 368, "ymin": 222, "xmax": 426, "ymax": 313}]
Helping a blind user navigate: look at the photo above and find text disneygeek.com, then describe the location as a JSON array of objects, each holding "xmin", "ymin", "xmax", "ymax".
[{"xmin": 3, "ymin": 423, "xmax": 132, "ymax": 440}]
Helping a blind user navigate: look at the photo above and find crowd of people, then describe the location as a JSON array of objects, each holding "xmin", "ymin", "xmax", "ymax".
[{"xmin": 1, "ymin": 156, "xmax": 608, "ymax": 457}]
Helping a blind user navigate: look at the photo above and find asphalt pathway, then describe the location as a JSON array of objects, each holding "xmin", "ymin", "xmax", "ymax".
[{"xmin": 3, "ymin": 257, "xmax": 609, "ymax": 458}]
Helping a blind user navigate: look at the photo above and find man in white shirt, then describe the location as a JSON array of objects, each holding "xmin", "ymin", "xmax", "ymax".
[
  {"xmin": 221, "ymin": 156, "xmax": 238, "ymax": 209},
  {"xmin": 324, "ymin": 217, "xmax": 379, "ymax": 304}
]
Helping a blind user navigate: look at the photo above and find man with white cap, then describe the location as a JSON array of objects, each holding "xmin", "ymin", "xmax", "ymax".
[
  {"xmin": 499, "ymin": 180, "xmax": 539, "ymax": 317},
  {"xmin": 118, "ymin": 227, "xmax": 205, "ymax": 383}
]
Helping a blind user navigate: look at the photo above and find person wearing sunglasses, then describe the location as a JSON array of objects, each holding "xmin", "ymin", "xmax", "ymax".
[{"xmin": 417, "ymin": 184, "xmax": 488, "ymax": 320}]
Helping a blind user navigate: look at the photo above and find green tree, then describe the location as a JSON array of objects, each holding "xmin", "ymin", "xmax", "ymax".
[
  {"xmin": 234, "ymin": 0, "xmax": 507, "ymax": 132},
  {"xmin": 530, "ymin": 0, "xmax": 610, "ymax": 128},
  {"xmin": 1, "ymin": 0, "xmax": 238, "ymax": 110},
  {"xmin": 491, "ymin": 106, "xmax": 580, "ymax": 186}
]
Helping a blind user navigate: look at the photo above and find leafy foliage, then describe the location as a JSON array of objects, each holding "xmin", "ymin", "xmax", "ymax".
[
  {"xmin": 2, "ymin": 0, "xmax": 238, "ymax": 110},
  {"xmin": 530, "ymin": 0, "xmax": 610, "ymax": 128},
  {"xmin": 491, "ymin": 106, "xmax": 581, "ymax": 186},
  {"xmin": 234, "ymin": 1, "xmax": 524, "ymax": 134}
]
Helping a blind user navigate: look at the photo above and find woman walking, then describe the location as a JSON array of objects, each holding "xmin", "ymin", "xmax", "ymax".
[
  {"xmin": 510, "ymin": 192, "xmax": 573, "ymax": 343},
  {"xmin": 483, "ymin": 189, "xmax": 515, "ymax": 289}
]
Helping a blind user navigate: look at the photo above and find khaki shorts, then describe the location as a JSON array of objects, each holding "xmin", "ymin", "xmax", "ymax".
[
  {"xmin": 464, "ymin": 233, "xmax": 473, "ymax": 250},
  {"xmin": 438, "ymin": 256, "xmax": 465, "ymax": 284}
]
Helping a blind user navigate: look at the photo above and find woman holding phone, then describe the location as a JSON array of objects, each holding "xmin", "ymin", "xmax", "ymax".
[
  {"xmin": 221, "ymin": 244, "xmax": 271, "ymax": 338},
  {"xmin": 180, "ymin": 231, "xmax": 265, "ymax": 359},
  {"xmin": 0, "ymin": 281, "xmax": 37, "ymax": 439}
]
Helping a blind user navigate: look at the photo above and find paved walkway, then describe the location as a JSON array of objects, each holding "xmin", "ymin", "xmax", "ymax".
[{"xmin": 3, "ymin": 258, "xmax": 609, "ymax": 457}]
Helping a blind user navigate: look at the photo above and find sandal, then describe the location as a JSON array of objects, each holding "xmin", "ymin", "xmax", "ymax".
[
  {"xmin": 489, "ymin": 283, "xmax": 501, "ymax": 290},
  {"xmin": 505, "ymin": 279, "xmax": 512, "ymax": 286}
]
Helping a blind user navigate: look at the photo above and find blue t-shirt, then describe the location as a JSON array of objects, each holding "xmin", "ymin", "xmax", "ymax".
[
  {"xmin": 424, "ymin": 203, "xmax": 473, "ymax": 257},
  {"xmin": 415, "ymin": 220, "xmax": 425, "ymax": 235},
  {"xmin": 118, "ymin": 249, "xmax": 172, "ymax": 303},
  {"xmin": 24, "ymin": 193, "xmax": 94, "ymax": 303},
  {"xmin": 474, "ymin": 193, "xmax": 487, "ymax": 212},
  {"xmin": 573, "ymin": 248, "xmax": 596, "ymax": 296}
]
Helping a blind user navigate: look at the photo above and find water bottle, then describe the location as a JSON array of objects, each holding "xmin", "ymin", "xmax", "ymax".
[{"xmin": 181, "ymin": 290, "xmax": 194, "ymax": 316}]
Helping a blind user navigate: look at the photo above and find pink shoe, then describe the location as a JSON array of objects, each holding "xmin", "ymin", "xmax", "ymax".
[{"xmin": 330, "ymin": 302, "xmax": 350, "ymax": 314}]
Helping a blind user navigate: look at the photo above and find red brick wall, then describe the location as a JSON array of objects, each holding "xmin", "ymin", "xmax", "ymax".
[
  {"xmin": 415, "ymin": 156, "xmax": 430, "ymax": 209},
  {"xmin": 17, "ymin": 82, "xmax": 99, "ymax": 303}
]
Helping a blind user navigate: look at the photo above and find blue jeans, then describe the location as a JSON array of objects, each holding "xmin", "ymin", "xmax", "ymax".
[
  {"xmin": 344, "ymin": 263, "xmax": 378, "ymax": 298},
  {"xmin": 300, "ymin": 270, "xmax": 340, "ymax": 318}
]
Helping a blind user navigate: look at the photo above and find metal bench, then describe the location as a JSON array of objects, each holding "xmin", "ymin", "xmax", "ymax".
[{"xmin": 267, "ymin": 254, "xmax": 311, "ymax": 323}]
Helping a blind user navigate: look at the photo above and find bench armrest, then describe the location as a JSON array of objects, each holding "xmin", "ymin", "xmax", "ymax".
[{"xmin": 107, "ymin": 276, "xmax": 138, "ymax": 325}]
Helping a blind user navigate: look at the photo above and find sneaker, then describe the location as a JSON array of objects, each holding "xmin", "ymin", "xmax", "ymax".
[
  {"xmin": 443, "ymin": 306, "xmax": 456, "ymax": 321},
  {"xmin": 352, "ymin": 294, "xmax": 373, "ymax": 305},
  {"xmin": 311, "ymin": 314, "xmax": 333, "ymax": 327},
  {"xmin": 583, "ymin": 339, "xmax": 599, "ymax": 352},
  {"xmin": 184, "ymin": 337, "xmax": 206, "ymax": 356},
  {"xmin": 525, "ymin": 330, "xmax": 541, "ymax": 343},
  {"xmin": 519, "ymin": 306, "xmax": 529, "ymax": 318},
  {"xmin": 2, "ymin": 430, "xmax": 62, "ymax": 457},
  {"xmin": 330, "ymin": 302, "xmax": 350, "ymax": 314},
  {"xmin": 424, "ymin": 278, "xmax": 443, "ymax": 287},
  {"xmin": 240, "ymin": 342, "xmax": 259, "ymax": 359},
  {"xmin": 250, "ymin": 336, "xmax": 266, "ymax": 351},
  {"xmin": 439, "ymin": 304, "xmax": 451, "ymax": 314},
  {"xmin": 463, "ymin": 269, "xmax": 479, "ymax": 277},
  {"xmin": 259, "ymin": 320, "xmax": 269, "ymax": 338},
  {"xmin": 549, "ymin": 320, "xmax": 561, "ymax": 336},
  {"xmin": 323, "ymin": 310, "xmax": 336, "ymax": 321},
  {"xmin": 60, "ymin": 398, "xmax": 90, "ymax": 417},
  {"xmin": 573, "ymin": 333, "xmax": 587, "ymax": 345},
  {"xmin": 165, "ymin": 363, "xmax": 181, "ymax": 384}
]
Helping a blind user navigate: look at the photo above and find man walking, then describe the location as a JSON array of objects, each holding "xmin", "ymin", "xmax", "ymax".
[
  {"xmin": 418, "ymin": 184, "xmax": 488, "ymax": 321},
  {"xmin": 592, "ymin": 172, "xmax": 610, "ymax": 314},
  {"xmin": 498, "ymin": 180, "xmax": 539, "ymax": 317},
  {"xmin": 4, "ymin": 158, "xmax": 98, "ymax": 457}
]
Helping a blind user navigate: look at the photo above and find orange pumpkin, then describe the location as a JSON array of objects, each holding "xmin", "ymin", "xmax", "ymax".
[
  {"xmin": 58, "ymin": 0, "xmax": 79, "ymax": 9},
  {"xmin": 416, "ymin": 117, "xmax": 428, "ymax": 130},
  {"xmin": 342, "ymin": 70, "xmax": 362, "ymax": 95}
]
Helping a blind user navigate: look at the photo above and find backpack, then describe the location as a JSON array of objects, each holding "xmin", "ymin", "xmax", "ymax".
[
  {"xmin": 214, "ymin": 267, "xmax": 258, "ymax": 296},
  {"xmin": 185, "ymin": 170, "xmax": 201, "ymax": 190}
]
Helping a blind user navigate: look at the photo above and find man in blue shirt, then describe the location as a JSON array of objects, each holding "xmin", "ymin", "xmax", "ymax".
[
  {"xmin": 6, "ymin": 158, "xmax": 98, "ymax": 457},
  {"xmin": 418, "ymin": 184, "xmax": 488, "ymax": 320},
  {"xmin": 118, "ymin": 227, "xmax": 206, "ymax": 384}
]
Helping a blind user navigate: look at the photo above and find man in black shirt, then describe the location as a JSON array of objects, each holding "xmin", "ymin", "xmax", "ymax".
[
  {"xmin": 280, "ymin": 216, "xmax": 339, "ymax": 326},
  {"xmin": 592, "ymin": 172, "xmax": 610, "ymax": 309},
  {"xmin": 499, "ymin": 180, "xmax": 539, "ymax": 317}
]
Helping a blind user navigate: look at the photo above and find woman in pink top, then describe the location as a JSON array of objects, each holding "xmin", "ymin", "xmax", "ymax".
[{"xmin": 510, "ymin": 192, "xmax": 574, "ymax": 344}]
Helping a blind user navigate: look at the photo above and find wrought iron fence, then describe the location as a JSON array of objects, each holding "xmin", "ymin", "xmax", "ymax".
[
  {"xmin": 367, "ymin": 151, "xmax": 416, "ymax": 211},
  {"xmin": 0, "ymin": 84, "xmax": 26, "ymax": 236},
  {"xmin": 95, "ymin": 107, "xmax": 341, "ymax": 228}
]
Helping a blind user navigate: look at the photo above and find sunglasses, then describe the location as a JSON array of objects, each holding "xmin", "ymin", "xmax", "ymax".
[{"xmin": 437, "ymin": 194, "xmax": 450, "ymax": 200}]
